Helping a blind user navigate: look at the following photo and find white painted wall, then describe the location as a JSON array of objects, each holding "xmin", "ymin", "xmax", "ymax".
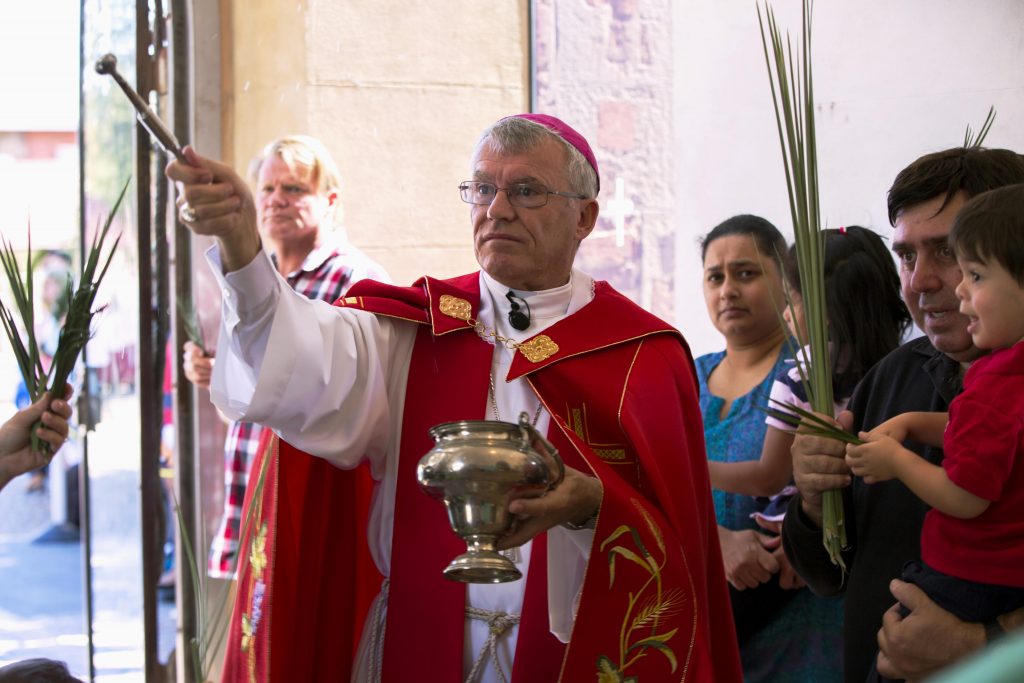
[{"xmin": 672, "ymin": 0, "xmax": 1024, "ymax": 358}]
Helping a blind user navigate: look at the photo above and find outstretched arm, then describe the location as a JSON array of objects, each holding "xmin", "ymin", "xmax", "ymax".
[
  {"xmin": 846, "ymin": 435, "xmax": 989, "ymax": 519},
  {"xmin": 165, "ymin": 146, "xmax": 261, "ymax": 273},
  {"xmin": 903, "ymin": 411, "xmax": 948, "ymax": 447},
  {"xmin": 869, "ymin": 411, "xmax": 949, "ymax": 449}
]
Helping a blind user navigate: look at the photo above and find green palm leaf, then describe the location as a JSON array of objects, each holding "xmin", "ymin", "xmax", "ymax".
[
  {"xmin": 0, "ymin": 179, "xmax": 127, "ymax": 453},
  {"xmin": 964, "ymin": 106, "xmax": 996, "ymax": 148},
  {"xmin": 758, "ymin": 0, "xmax": 846, "ymax": 567}
]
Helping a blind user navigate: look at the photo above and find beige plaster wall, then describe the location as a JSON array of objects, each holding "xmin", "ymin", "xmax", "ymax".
[{"xmin": 223, "ymin": 0, "xmax": 530, "ymax": 285}]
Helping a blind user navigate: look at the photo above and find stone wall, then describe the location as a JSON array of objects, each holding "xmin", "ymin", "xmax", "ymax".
[
  {"xmin": 222, "ymin": 0, "xmax": 530, "ymax": 285},
  {"xmin": 534, "ymin": 0, "xmax": 675, "ymax": 319}
]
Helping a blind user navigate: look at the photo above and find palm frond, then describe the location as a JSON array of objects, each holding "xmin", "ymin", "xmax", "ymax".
[
  {"xmin": 0, "ymin": 236, "xmax": 46, "ymax": 394},
  {"xmin": 172, "ymin": 432, "xmax": 274, "ymax": 681},
  {"xmin": 764, "ymin": 399, "xmax": 863, "ymax": 445},
  {"xmin": 0, "ymin": 179, "xmax": 127, "ymax": 453},
  {"xmin": 47, "ymin": 180, "xmax": 129, "ymax": 404},
  {"xmin": 759, "ymin": 0, "xmax": 846, "ymax": 567},
  {"xmin": 964, "ymin": 106, "xmax": 996, "ymax": 148},
  {"xmin": 177, "ymin": 299, "xmax": 207, "ymax": 352},
  {"xmin": 172, "ymin": 495, "xmax": 206, "ymax": 680}
]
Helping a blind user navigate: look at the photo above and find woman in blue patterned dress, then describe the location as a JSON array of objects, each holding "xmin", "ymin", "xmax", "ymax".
[{"xmin": 696, "ymin": 215, "xmax": 843, "ymax": 682}]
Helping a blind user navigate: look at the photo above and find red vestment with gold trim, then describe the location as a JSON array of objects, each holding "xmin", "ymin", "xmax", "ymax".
[{"xmin": 221, "ymin": 272, "xmax": 741, "ymax": 683}]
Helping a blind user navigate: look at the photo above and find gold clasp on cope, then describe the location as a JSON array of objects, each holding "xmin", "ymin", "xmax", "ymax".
[
  {"xmin": 438, "ymin": 294, "xmax": 559, "ymax": 363},
  {"xmin": 438, "ymin": 295, "xmax": 472, "ymax": 321}
]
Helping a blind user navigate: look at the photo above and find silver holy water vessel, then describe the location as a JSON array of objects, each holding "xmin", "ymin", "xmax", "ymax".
[{"xmin": 417, "ymin": 412, "xmax": 564, "ymax": 583}]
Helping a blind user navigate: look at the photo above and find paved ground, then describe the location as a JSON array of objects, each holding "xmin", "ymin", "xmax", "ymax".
[{"xmin": 0, "ymin": 394, "xmax": 176, "ymax": 681}]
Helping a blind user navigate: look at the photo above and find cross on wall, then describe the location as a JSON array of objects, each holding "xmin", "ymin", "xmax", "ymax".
[{"xmin": 603, "ymin": 177, "xmax": 636, "ymax": 247}]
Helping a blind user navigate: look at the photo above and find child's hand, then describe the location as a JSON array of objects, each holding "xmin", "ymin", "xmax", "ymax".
[
  {"xmin": 865, "ymin": 414, "xmax": 911, "ymax": 443},
  {"xmin": 845, "ymin": 433, "xmax": 903, "ymax": 484}
]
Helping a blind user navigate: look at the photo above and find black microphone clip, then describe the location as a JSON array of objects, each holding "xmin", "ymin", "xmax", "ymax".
[{"xmin": 506, "ymin": 290, "xmax": 531, "ymax": 331}]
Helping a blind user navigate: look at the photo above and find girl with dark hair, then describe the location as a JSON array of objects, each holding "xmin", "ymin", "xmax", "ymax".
[
  {"xmin": 709, "ymin": 226, "xmax": 911, "ymax": 501},
  {"xmin": 699, "ymin": 222, "xmax": 909, "ymax": 681}
]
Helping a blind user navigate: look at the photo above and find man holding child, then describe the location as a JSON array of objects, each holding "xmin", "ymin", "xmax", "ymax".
[{"xmin": 783, "ymin": 147, "xmax": 1024, "ymax": 682}]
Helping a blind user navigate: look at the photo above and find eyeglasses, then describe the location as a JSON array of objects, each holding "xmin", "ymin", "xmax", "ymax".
[{"xmin": 458, "ymin": 181, "xmax": 587, "ymax": 208}]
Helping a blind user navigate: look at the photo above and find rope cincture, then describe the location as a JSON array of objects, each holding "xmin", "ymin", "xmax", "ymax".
[
  {"xmin": 367, "ymin": 579, "xmax": 389, "ymax": 682},
  {"xmin": 464, "ymin": 606, "xmax": 522, "ymax": 683}
]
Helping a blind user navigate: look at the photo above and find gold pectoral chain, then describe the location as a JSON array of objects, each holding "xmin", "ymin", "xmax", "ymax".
[
  {"xmin": 437, "ymin": 294, "xmax": 559, "ymax": 363},
  {"xmin": 488, "ymin": 373, "xmax": 544, "ymax": 428},
  {"xmin": 474, "ymin": 322, "xmax": 559, "ymax": 363}
]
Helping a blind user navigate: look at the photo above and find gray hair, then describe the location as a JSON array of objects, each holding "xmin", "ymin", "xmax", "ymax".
[{"xmin": 471, "ymin": 117, "xmax": 599, "ymax": 198}]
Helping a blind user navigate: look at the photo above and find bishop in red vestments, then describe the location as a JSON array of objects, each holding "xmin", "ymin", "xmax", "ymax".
[{"xmin": 169, "ymin": 113, "xmax": 741, "ymax": 683}]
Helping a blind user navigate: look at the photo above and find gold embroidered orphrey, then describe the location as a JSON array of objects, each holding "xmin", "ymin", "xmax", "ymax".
[
  {"xmin": 437, "ymin": 294, "xmax": 560, "ymax": 363},
  {"xmin": 596, "ymin": 498, "xmax": 686, "ymax": 680},
  {"xmin": 567, "ymin": 405, "xmax": 628, "ymax": 463}
]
